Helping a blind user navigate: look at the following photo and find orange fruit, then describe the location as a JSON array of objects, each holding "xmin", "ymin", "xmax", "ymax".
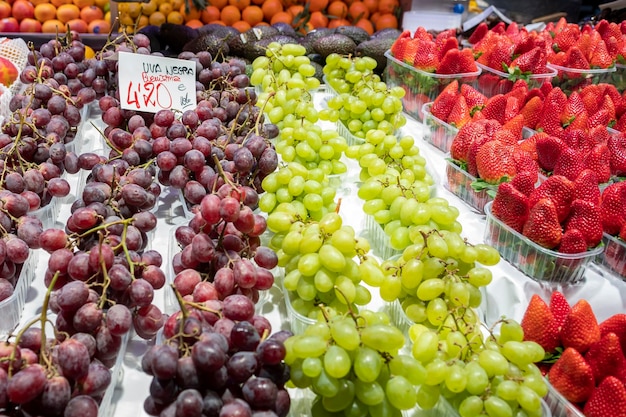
[
  {"xmin": 228, "ymin": 0, "xmax": 249, "ymax": 10},
  {"xmin": 269, "ymin": 10, "xmax": 291, "ymax": 25},
  {"xmin": 211, "ymin": 19, "xmax": 225, "ymax": 25},
  {"xmin": 148, "ymin": 10, "xmax": 166, "ymax": 25},
  {"xmin": 180, "ymin": 3, "xmax": 201, "ymax": 21},
  {"xmin": 0, "ymin": 1, "xmax": 11, "ymax": 18},
  {"xmin": 94, "ymin": 0, "xmax": 107, "ymax": 9},
  {"xmin": 66, "ymin": 17, "xmax": 87, "ymax": 31},
  {"xmin": 220, "ymin": 4, "xmax": 240, "ymax": 25},
  {"xmin": 170, "ymin": 0, "xmax": 184, "ymax": 9},
  {"xmin": 34, "ymin": 3, "xmax": 56, "ymax": 22},
  {"xmin": 56, "ymin": 3, "xmax": 79, "ymax": 22},
  {"xmin": 29, "ymin": 0, "xmax": 52, "ymax": 6},
  {"xmin": 140, "ymin": 0, "xmax": 158, "ymax": 15},
  {"xmin": 354, "ymin": 17, "xmax": 373, "ymax": 34},
  {"xmin": 158, "ymin": 2, "xmax": 172, "ymax": 15},
  {"xmin": 377, "ymin": 0, "xmax": 398, "ymax": 14},
  {"xmin": 185, "ymin": 18, "xmax": 203, "ymax": 27},
  {"xmin": 19, "ymin": 17, "xmax": 41, "ymax": 31},
  {"xmin": 241, "ymin": 5, "xmax": 262, "ymax": 26},
  {"xmin": 348, "ymin": 1, "xmax": 368, "ymax": 20},
  {"xmin": 50, "ymin": 0, "xmax": 72, "ymax": 7},
  {"xmin": 167, "ymin": 10, "xmax": 184, "ymax": 24},
  {"xmin": 79, "ymin": 5, "xmax": 103, "ymax": 22},
  {"xmin": 232, "ymin": 19, "xmax": 250, "ymax": 31},
  {"xmin": 374, "ymin": 12, "xmax": 397, "ymax": 29},
  {"xmin": 370, "ymin": 10, "xmax": 380, "ymax": 23},
  {"xmin": 255, "ymin": 21, "xmax": 269, "ymax": 26},
  {"xmin": 328, "ymin": 17, "xmax": 349, "ymax": 28},
  {"xmin": 250, "ymin": 0, "xmax": 264, "ymax": 5},
  {"xmin": 327, "ymin": 1, "xmax": 347, "ymax": 18},
  {"xmin": 137, "ymin": 14, "xmax": 149, "ymax": 27},
  {"xmin": 41, "ymin": 18, "xmax": 66, "ymax": 32},
  {"xmin": 87, "ymin": 17, "xmax": 109, "ymax": 33},
  {"xmin": 210, "ymin": 0, "xmax": 228, "ymax": 8},
  {"xmin": 72, "ymin": 0, "xmax": 93, "ymax": 8},
  {"xmin": 309, "ymin": 10, "xmax": 328, "ymax": 28},
  {"xmin": 201, "ymin": 5, "xmax": 220, "ymax": 23},
  {"xmin": 261, "ymin": 0, "xmax": 282, "ymax": 21},
  {"xmin": 308, "ymin": 0, "xmax": 328, "ymax": 13},
  {"xmin": 11, "ymin": 0, "xmax": 34, "ymax": 21},
  {"xmin": 287, "ymin": 4, "xmax": 303, "ymax": 16}
]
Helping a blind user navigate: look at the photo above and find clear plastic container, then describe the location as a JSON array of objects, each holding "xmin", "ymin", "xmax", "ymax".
[
  {"xmin": 365, "ymin": 214, "xmax": 402, "ymax": 260},
  {"xmin": 547, "ymin": 63, "xmax": 616, "ymax": 94},
  {"xmin": 97, "ymin": 330, "xmax": 130, "ymax": 417},
  {"xmin": 476, "ymin": 63, "xmax": 557, "ymax": 97},
  {"xmin": 610, "ymin": 63, "xmax": 626, "ymax": 93},
  {"xmin": 282, "ymin": 282, "xmax": 317, "ymax": 335},
  {"xmin": 445, "ymin": 159, "xmax": 492, "ymax": 213},
  {"xmin": 30, "ymin": 197, "xmax": 60, "ymax": 229},
  {"xmin": 0, "ymin": 251, "xmax": 38, "ymax": 336},
  {"xmin": 543, "ymin": 379, "xmax": 584, "ymax": 417},
  {"xmin": 432, "ymin": 394, "xmax": 552, "ymax": 417},
  {"xmin": 336, "ymin": 117, "xmax": 365, "ymax": 146},
  {"xmin": 594, "ymin": 232, "xmax": 626, "ymax": 280},
  {"xmin": 384, "ymin": 51, "xmax": 481, "ymax": 121},
  {"xmin": 484, "ymin": 201, "xmax": 604, "ymax": 284},
  {"xmin": 421, "ymin": 102, "xmax": 459, "ymax": 153}
]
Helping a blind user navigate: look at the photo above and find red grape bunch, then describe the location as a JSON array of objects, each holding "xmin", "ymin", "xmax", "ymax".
[{"xmin": 142, "ymin": 293, "xmax": 291, "ymax": 417}]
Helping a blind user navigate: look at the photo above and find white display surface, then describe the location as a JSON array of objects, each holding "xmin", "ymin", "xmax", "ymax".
[{"xmin": 17, "ymin": 92, "xmax": 626, "ymax": 417}]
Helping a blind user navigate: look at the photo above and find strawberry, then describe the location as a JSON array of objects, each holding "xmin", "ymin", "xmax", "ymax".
[
  {"xmin": 390, "ymin": 31, "xmax": 411, "ymax": 60},
  {"xmin": 450, "ymin": 120, "xmax": 485, "ymax": 162},
  {"xmin": 600, "ymin": 314, "xmax": 626, "ymax": 354},
  {"xmin": 535, "ymin": 135, "xmax": 567, "ymax": 172},
  {"xmin": 436, "ymin": 36, "xmax": 459, "ymax": 62},
  {"xmin": 587, "ymin": 108, "xmax": 612, "ymax": 129},
  {"xmin": 565, "ymin": 46, "xmax": 591, "ymax": 69},
  {"xmin": 468, "ymin": 22, "xmax": 488, "ymax": 45},
  {"xmin": 528, "ymin": 175, "xmax": 574, "ymax": 223},
  {"xmin": 492, "ymin": 128, "xmax": 518, "ymax": 146},
  {"xmin": 466, "ymin": 134, "xmax": 498, "ymax": 177},
  {"xmin": 536, "ymin": 88, "xmax": 568, "ymax": 138},
  {"xmin": 548, "ymin": 347, "xmax": 595, "ymax": 404},
  {"xmin": 581, "ymin": 84, "xmax": 604, "ymax": 114},
  {"xmin": 573, "ymin": 169, "xmax": 601, "ymax": 205},
  {"xmin": 540, "ymin": 80, "xmax": 553, "ymax": 96},
  {"xmin": 430, "ymin": 80, "xmax": 458, "ymax": 121},
  {"xmin": 413, "ymin": 40, "xmax": 438, "ymax": 72},
  {"xmin": 553, "ymin": 147, "xmax": 586, "ymax": 181},
  {"xmin": 487, "ymin": 39, "xmax": 514, "ymax": 72},
  {"xmin": 523, "ymin": 198, "xmax": 563, "ymax": 249},
  {"xmin": 561, "ymin": 299, "xmax": 601, "ymax": 354},
  {"xmin": 559, "ymin": 228, "xmax": 588, "ymax": 253},
  {"xmin": 584, "ymin": 143, "xmax": 612, "ymax": 184},
  {"xmin": 460, "ymin": 83, "xmax": 487, "ymax": 114},
  {"xmin": 521, "ymin": 294, "xmax": 560, "ymax": 352},
  {"xmin": 561, "ymin": 91, "xmax": 586, "ymax": 127},
  {"xmin": 457, "ymin": 48, "xmax": 478, "ymax": 73},
  {"xmin": 403, "ymin": 39, "xmax": 420, "ymax": 67},
  {"xmin": 549, "ymin": 291, "xmax": 571, "ymax": 337},
  {"xmin": 509, "ymin": 46, "xmax": 543, "ymax": 74},
  {"xmin": 608, "ymin": 133, "xmax": 626, "ymax": 176},
  {"xmin": 481, "ymin": 94, "xmax": 508, "ymax": 125},
  {"xmin": 553, "ymin": 24, "xmax": 580, "ymax": 52},
  {"xmin": 589, "ymin": 124, "xmax": 612, "ymax": 144},
  {"xmin": 577, "ymin": 32, "xmax": 599, "ymax": 62},
  {"xmin": 491, "ymin": 182, "xmax": 530, "ymax": 232},
  {"xmin": 413, "ymin": 26, "xmax": 432, "ymax": 42},
  {"xmin": 600, "ymin": 182, "xmax": 626, "ymax": 235},
  {"xmin": 447, "ymin": 95, "xmax": 471, "ymax": 128},
  {"xmin": 437, "ymin": 48, "xmax": 464, "ymax": 75},
  {"xmin": 510, "ymin": 170, "xmax": 536, "ymax": 196},
  {"xmin": 564, "ymin": 111, "xmax": 588, "ymax": 131},
  {"xmin": 585, "ymin": 332, "xmax": 626, "ymax": 384},
  {"xmin": 512, "ymin": 150, "xmax": 539, "ymax": 183},
  {"xmin": 562, "ymin": 128, "xmax": 594, "ymax": 155},
  {"xmin": 505, "ymin": 80, "xmax": 528, "ymax": 106},
  {"xmin": 589, "ymin": 39, "xmax": 614, "ymax": 68},
  {"xmin": 583, "ymin": 376, "xmax": 626, "ymax": 417},
  {"xmin": 519, "ymin": 131, "xmax": 544, "ymax": 161},
  {"xmin": 520, "ymin": 96, "xmax": 543, "ymax": 129},
  {"xmin": 564, "ymin": 199, "xmax": 604, "ymax": 248}
]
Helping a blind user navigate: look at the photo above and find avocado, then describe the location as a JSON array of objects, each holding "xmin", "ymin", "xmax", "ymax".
[
  {"xmin": 355, "ymin": 37, "xmax": 395, "ymax": 74},
  {"xmin": 311, "ymin": 61, "xmax": 324, "ymax": 82},
  {"xmin": 304, "ymin": 28, "xmax": 335, "ymax": 44},
  {"xmin": 313, "ymin": 33, "xmax": 356, "ymax": 58},
  {"xmin": 371, "ymin": 28, "xmax": 402, "ymax": 40},
  {"xmin": 272, "ymin": 22, "xmax": 298, "ymax": 37},
  {"xmin": 334, "ymin": 25, "xmax": 371, "ymax": 46},
  {"xmin": 159, "ymin": 23, "xmax": 199, "ymax": 55},
  {"xmin": 200, "ymin": 24, "xmax": 239, "ymax": 40},
  {"xmin": 183, "ymin": 33, "xmax": 230, "ymax": 58},
  {"xmin": 243, "ymin": 35, "xmax": 299, "ymax": 61},
  {"xmin": 307, "ymin": 53, "xmax": 325, "ymax": 66}
]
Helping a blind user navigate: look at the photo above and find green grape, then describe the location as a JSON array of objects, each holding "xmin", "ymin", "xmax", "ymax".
[
  {"xmin": 426, "ymin": 232, "xmax": 448, "ymax": 258},
  {"xmin": 330, "ymin": 228, "xmax": 356, "ymax": 254},
  {"xmin": 360, "ymin": 324, "xmax": 405, "ymax": 353},
  {"xmin": 322, "ymin": 379, "xmax": 355, "ymax": 412},
  {"xmin": 330, "ymin": 319, "xmax": 360, "ymax": 351},
  {"xmin": 498, "ymin": 320, "xmax": 525, "ymax": 344},
  {"xmin": 445, "ymin": 331, "xmax": 467, "ymax": 359},
  {"xmin": 479, "ymin": 350, "xmax": 510, "ymax": 377},
  {"xmin": 496, "ymin": 379, "xmax": 520, "ymax": 402},
  {"xmin": 354, "ymin": 346, "xmax": 383, "ymax": 383},
  {"xmin": 421, "ymin": 257, "xmax": 446, "ymax": 278},
  {"xmin": 460, "ymin": 245, "xmax": 479, "ymax": 264},
  {"xmin": 296, "ymin": 275, "xmax": 317, "ymax": 301},
  {"xmin": 459, "ymin": 396, "xmax": 484, "ymax": 417},
  {"xmin": 360, "ymin": 258, "xmax": 385, "ymax": 287},
  {"xmin": 313, "ymin": 368, "xmax": 341, "ymax": 398},
  {"xmin": 416, "ymin": 383, "xmax": 440, "ymax": 410},
  {"xmin": 448, "ymin": 281, "xmax": 471, "ymax": 307},
  {"xmin": 299, "ymin": 232, "xmax": 323, "ymax": 254},
  {"xmin": 302, "ymin": 356, "xmax": 323, "ymax": 378},
  {"xmin": 293, "ymin": 335, "xmax": 327, "ymax": 358},
  {"xmin": 399, "ymin": 198, "xmax": 419, "ymax": 226},
  {"xmin": 258, "ymin": 192, "xmax": 277, "ymax": 213},
  {"xmin": 501, "ymin": 341, "xmax": 534, "ymax": 367},
  {"xmin": 319, "ymin": 244, "xmax": 347, "ymax": 272},
  {"xmin": 412, "ymin": 330, "xmax": 439, "ymax": 364},
  {"xmin": 334, "ymin": 276, "xmax": 356, "ymax": 304},
  {"xmin": 516, "ymin": 385, "xmax": 541, "ymax": 413},
  {"xmin": 389, "ymin": 354, "xmax": 426, "ymax": 385},
  {"xmin": 416, "ymin": 278, "xmax": 445, "ymax": 300},
  {"xmin": 385, "ymin": 376, "xmax": 417, "ymax": 410},
  {"xmin": 401, "ymin": 258, "xmax": 423, "ymax": 289},
  {"xmin": 474, "ymin": 243, "xmax": 501, "ymax": 266},
  {"xmin": 389, "ymin": 227, "xmax": 411, "ymax": 251},
  {"xmin": 319, "ymin": 212, "xmax": 342, "ymax": 234},
  {"xmin": 379, "ymin": 274, "xmax": 401, "ymax": 302},
  {"xmin": 522, "ymin": 373, "xmax": 548, "ymax": 398},
  {"xmin": 404, "ymin": 301, "xmax": 427, "ymax": 324},
  {"xmin": 465, "ymin": 361, "xmax": 490, "ymax": 395},
  {"xmin": 524, "ymin": 342, "xmax": 545, "ymax": 364},
  {"xmin": 484, "ymin": 395, "xmax": 513, "ymax": 417},
  {"xmin": 267, "ymin": 211, "xmax": 295, "ymax": 233},
  {"xmin": 445, "ymin": 363, "xmax": 467, "ymax": 393},
  {"xmin": 304, "ymin": 322, "xmax": 332, "ymax": 340},
  {"xmin": 354, "ymin": 284, "xmax": 372, "ymax": 305},
  {"xmin": 426, "ymin": 298, "xmax": 447, "ymax": 326},
  {"xmin": 298, "ymin": 253, "xmax": 321, "ymax": 276},
  {"xmin": 467, "ymin": 266, "xmax": 493, "ymax": 287},
  {"xmin": 314, "ymin": 268, "xmax": 335, "ymax": 293},
  {"xmin": 323, "ymin": 345, "xmax": 352, "ymax": 379},
  {"xmin": 354, "ymin": 379, "xmax": 385, "ymax": 406}
]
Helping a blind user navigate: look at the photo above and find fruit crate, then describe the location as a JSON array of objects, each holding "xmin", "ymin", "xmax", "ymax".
[
  {"xmin": 0, "ymin": 251, "xmax": 38, "ymax": 336},
  {"xmin": 364, "ymin": 214, "xmax": 402, "ymax": 260},
  {"xmin": 593, "ymin": 233, "xmax": 626, "ymax": 280},
  {"xmin": 543, "ymin": 379, "xmax": 584, "ymax": 417},
  {"xmin": 475, "ymin": 63, "xmax": 557, "ymax": 97},
  {"xmin": 547, "ymin": 63, "xmax": 616, "ymax": 94},
  {"xmin": 484, "ymin": 201, "xmax": 604, "ymax": 284},
  {"xmin": 445, "ymin": 158, "xmax": 492, "ymax": 213},
  {"xmin": 421, "ymin": 102, "xmax": 459, "ymax": 153},
  {"xmin": 384, "ymin": 51, "xmax": 481, "ymax": 121},
  {"xmin": 432, "ymin": 394, "xmax": 552, "ymax": 417}
]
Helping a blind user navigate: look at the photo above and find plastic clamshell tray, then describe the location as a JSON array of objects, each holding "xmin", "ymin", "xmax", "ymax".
[
  {"xmin": 0, "ymin": 250, "xmax": 38, "ymax": 336},
  {"xmin": 547, "ymin": 63, "xmax": 616, "ymax": 94},
  {"xmin": 594, "ymin": 232, "xmax": 626, "ymax": 280},
  {"xmin": 282, "ymin": 281, "xmax": 317, "ymax": 336},
  {"xmin": 421, "ymin": 102, "xmax": 459, "ymax": 153},
  {"xmin": 610, "ymin": 63, "xmax": 626, "ymax": 93},
  {"xmin": 483, "ymin": 201, "xmax": 604, "ymax": 283},
  {"xmin": 98, "ymin": 330, "xmax": 130, "ymax": 417},
  {"xmin": 475, "ymin": 62, "xmax": 557, "ymax": 97},
  {"xmin": 444, "ymin": 158, "xmax": 492, "ymax": 213},
  {"xmin": 543, "ymin": 379, "xmax": 584, "ymax": 417},
  {"xmin": 364, "ymin": 214, "xmax": 402, "ymax": 260},
  {"xmin": 384, "ymin": 51, "xmax": 481, "ymax": 121}
]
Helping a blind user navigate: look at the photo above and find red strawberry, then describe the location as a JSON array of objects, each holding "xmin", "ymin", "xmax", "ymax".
[
  {"xmin": 573, "ymin": 169, "xmax": 601, "ymax": 205},
  {"xmin": 520, "ymin": 96, "xmax": 543, "ymax": 129},
  {"xmin": 588, "ymin": 108, "xmax": 612, "ymax": 129},
  {"xmin": 481, "ymin": 94, "xmax": 508, "ymax": 125},
  {"xmin": 549, "ymin": 291, "xmax": 571, "ymax": 336},
  {"xmin": 562, "ymin": 128, "xmax": 594, "ymax": 154},
  {"xmin": 600, "ymin": 314, "xmax": 626, "ymax": 354},
  {"xmin": 553, "ymin": 147, "xmax": 586, "ymax": 181},
  {"xmin": 413, "ymin": 40, "xmax": 438, "ymax": 72},
  {"xmin": 523, "ymin": 198, "xmax": 563, "ymax": 249},
  {"xmin": 510, "ymin": 170, "xmax": 537, "ymax": 196},
  {"xmin": 565, "ymin": 46, "xmax": 591, "ymax": 69},
  {"xmin": 505, "ymin": 80, "xmax": 528, "ymax": 106},
  {"xmin": 519, "ymin": 132, "xmax": 544, "ymax": 161},
  {"xmin": 581, "ymin": 84, "xmax": 604, "ymax": 114},
  {"xmin": 540, "ymin": 80, "xmax": 554, "ymax": 96},
  {"xmin": 466, "ymin": 134, "xmax": 498, "ymax": 177},
  {"xmin": 521, "ymin": 294, "xmax": 560, "ymax": 352},
  {"xmin": 457, "ymin": 48, "xmax": 478, "ymax": 73},
  {"xmin": 512, "ymin": 150, "xmax": 539, "ymax": 183},
  {"xmin": 460, "ymin": 83, "xmax": 487, "ymax": 113},
  {"xmin": 553, "ymin": 24, "xmax": 580, "ymax": 52},
  {"xmin": 528, "ymin": 175, "xmax": 575, "ymax": 223},
  {"xmin": 487, "ymin": 39, "xmax": 514, "ymax": 71},
  {"xmin": 437, "ymin": 48, "xmax": 464, "ymax": 75},
  {"xmin": 537, "ymin": 88, "xmax": 568, "ymax": 138},
  {"xmin": 584, "ymin": 143, "xmax": 612, "ymax": 184},
  {"xmin": 492, "ymin": 129, "xmax": 518, "ymax": 146},
  {"xmin": 447, "ymin": 95, "xmax": 471, "ymax": 128},
  {"xmin": 585, "ymin": 332, "xmax": 626, "ymax": 384},
  {"xmin": 548, "ymin": 347, "xmax": 595, "ymax": 404},
  {"xmin": 590, "ymin": 39, "xmax": 614, "ymax": 68},
  {"xmin": 583, "ymin": 376, "xmax": 626, "ymax": 417},
  {"xmin": 413, "ymin": 26, "xmax": 432, "ymax": 42},
  {"xmin": 430, "ymin": 80, "xmax": 458, "ymax": 121},
  {"xmin": 590, "ymin": 124, "xmax": 611, "ymax": 143},
  {"xmin": 561, "ymin": 299, "xmax": 601, "ymax": 354},
  {"xmin": 509, "ymin": 46, "xmax": 543, "ymax": 74},
  {"xmin": 564, "ymin": 199, "xmax": 604, "ymax": 248},
  {"xmin": 450, "ymin": 120, "xmax": 485, "ymax": 162},
  {"xmin": 561, "ymin": 91, "xmax": 586, "ymax": 127},
  {"xmin": 491, "ymin": 182, "xmax": 530, "ymax": 232},
  {"xmin": 403, "ymin": 39, "xmax": 420, "ymax": 66},
  {"xmin": 559, "ymin": 228, "xmax": 588, "ymax": 253},
  {"xmin": 468, "ymin": 22, "xmax": 488, "ymax": 44},
  {"xmin": 535, "ymin": 135, "xmax": 567, "ymax": 172},
  {"xmin": 436, "ymin": 36, "xmax": 459, "ymax": 61},
  {"xmin": 390, "ymin": 31, "xmax": 411, "ymax": 60},
  {"xmin": 600, "ymin": 182, "xmax": 626, "ymax": 235},
  {"xmin": 608, "ymin": 133, "xmax": 626, "ymax": 176}
]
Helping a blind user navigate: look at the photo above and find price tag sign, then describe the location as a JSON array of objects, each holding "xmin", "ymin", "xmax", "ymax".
[{"xmin": 118, "ymin": 51, "xmax": 197, "ymax": 113}]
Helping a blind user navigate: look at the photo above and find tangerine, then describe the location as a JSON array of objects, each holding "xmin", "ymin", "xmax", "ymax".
[
  {"xmin": 354, "ymin": 17, "xmax": 373, "ymax": 34},
  {"xmin": 309, "ymin": 10, "xmax": 328, "ymax": 28},
  {"xmin": 87, "ymin": 17, "xmax": 109, "ymax": 33},
  {"xmin": 180, "ymin": 3, "xmax": 201, "ymax": 20},
  {"xmin": 327, "ymin": 1, "xmax": 347, "ymax": 18},
  {"xmin": 19, "ymin": 17, "xmax": 41, "ymax": 31},
  {"xmin": 228, "ymin": 0, "xmax": 249, "ymax": 10},
  {"xmin": 261, "ymin": 0, "xmax": 282, "ymax": 21},
  {"xmin": 348, "ymin": 1, "xmax": 368, "ymax": 20},
  {"xmin": 363, "ymin": 0, "xmax": 377, "ymax": 13},
  {"xmin": 137, "ymin": 14, "xmax": 148, "ymax": 27},
  {"xmin": 34, "ymin": 3, "xmax": 56, "ymax": 22},
  {"xmin": 374, "ymin": 12, "xmax": 397, "ymax": 29},
  {"xmin": 0, "ymin": 1, "xmax": 11, "ymax": 18},
  {"xmin": 185, "ymin": 18, "xmax": 203, "ymax": 27},
  {"xmin": 11, "ymin": 0, "xmax": 34, "ymax": 21},
  {"xmin": 167, "ymin": 10, "xmax": 184, "ymax": 23},
  {"xmin": 66, "ymin": 17, "xmax": 87, "ymax": 32},
  {"xmin": 79, "ymin": 5, "xmax": 103, "ymax": 22},
  {"xmin": 307, "ymin": 0, "xmax": 328, "ymax": 13},
  {"xmin": 269, "ymin": 10, "xmax": 291, "ymax": 25},
  {"xmin": 72, "ymin": 0, "xmax": 93, "ymax": 9},
  {"xmin": 328, "ymin": 17, "xmax": 349, "ymax": 28},
  {"xmin": 170, "ymin": 0, "xmax": 184, "ymax": 10},
  {"xmin": 287, "ymin": 4, "xmax": 303, "ymax": 17},
  {"xmin": 148, "ymin": 10, "xmax": 166, "ymax": 25},
  {"xmin": 140, "ymin": 0, "xmax": 158, "ymax": 15},
  {"xmin": 209, "ymin": 0, "xmax": 228, "ymax": 9},
  {"xmin": 41, "ymin": 18, "xmax": 66, "ymax": 32},
  {"xmin": 232, "ymin": 19, "xmax": 250, "ymax": 31},
  {"xmin": 377, "ymin": 0, "xmax": 398, "ymax": 14},
  {"xmin": 201, "ymin": 5, "xmax": 220, "ymax": 23},
  {"xmin": 56, "ymin": 3, "xmax": 80, "ymax": 23},
  {"xmin": 50, "ymin": 0, "xmax": 71, "ymax": 7},
  {"xmin": 158, "ymin": 2, "xmax": 172, "ymax": 15},
  {"xmin": 220, "ymin": 4, "xmax": 240, "ymax": 25},
  {"xmin": 241, "ymin": 5, "xmax": 262, "ymax": 26}
]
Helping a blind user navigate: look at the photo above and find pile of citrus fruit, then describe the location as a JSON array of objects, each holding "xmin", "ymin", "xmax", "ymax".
[{"xmin": 0, "ymin": 0, "xmax": 110, "ymax": 33}]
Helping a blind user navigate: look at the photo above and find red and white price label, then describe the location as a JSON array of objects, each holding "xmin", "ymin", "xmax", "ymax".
[{"xmin": 118, "ymin": 51, "xmax": 197, "ymax": 113}]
